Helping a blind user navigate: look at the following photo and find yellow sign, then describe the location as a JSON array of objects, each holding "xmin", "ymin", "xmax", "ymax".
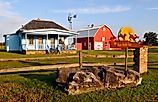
[{"xmin": 118, "ymin": 27, "xmax": 139, "ymax": 42}]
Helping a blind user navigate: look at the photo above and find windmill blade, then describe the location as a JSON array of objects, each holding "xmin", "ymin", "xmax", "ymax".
[{"xmin": 73, "ymin": 15, "xmax": 77, "ymax": 18}]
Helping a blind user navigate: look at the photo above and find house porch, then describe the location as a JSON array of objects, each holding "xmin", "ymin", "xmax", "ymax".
[{"xmin": 21, "ymin": 33, "xmax": 75, "ymax": 53}]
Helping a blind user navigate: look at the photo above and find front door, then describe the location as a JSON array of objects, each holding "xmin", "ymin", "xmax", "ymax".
[
  {"xmin": 38, "ymin": 36, "xmax": 43, "ymax": 50},
  {"xmin": 50, "ymin": 38, "xmax": 55, "ymax": 49}
]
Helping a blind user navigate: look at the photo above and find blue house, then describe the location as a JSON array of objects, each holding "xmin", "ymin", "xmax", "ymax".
[{"xmin": 4, "ymin": 19, "xmax": 78, "ymax": 54}]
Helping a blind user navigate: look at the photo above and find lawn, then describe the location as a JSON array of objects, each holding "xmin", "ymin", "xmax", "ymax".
[
  {"xmin": 0, "ymin": 49, "xmax": 133, "ymax": 69},
  {"xmin": 0, "ymin": 51, "xmax": 76, "ymax": 59},
  {"xmin": 82, "ymin": 50, "xmax": 133, "ymax": 55},
  {"xmin": 0, "ymin": 49, "xmax": 133, "ymax": 59},
  {"xmin": 0, "ymin": 47, "xmax": 158, "ymax": 101},
  {"xmin": 0, "ymin": 57, "xmax": 133, "ymax": 69},
  {"xmin": 0, "ymin": 68, "xmax": 158, "ymax": 101}
]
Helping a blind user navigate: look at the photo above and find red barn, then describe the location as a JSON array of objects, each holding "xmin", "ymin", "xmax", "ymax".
[{"xmin": 77, "ymin": 25, "xmax": 116, "ymax": 50}]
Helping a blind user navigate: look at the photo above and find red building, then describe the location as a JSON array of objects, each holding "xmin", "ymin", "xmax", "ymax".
[{"xmin": 77, "ymin": 25, "xmax": 116, "ymax": 50}]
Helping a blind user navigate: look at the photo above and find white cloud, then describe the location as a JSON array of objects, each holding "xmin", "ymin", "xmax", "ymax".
[
  {"xmin": 147, "ymin": 7, "xmax": 158, "ymax": 10},
  {"xmin": 0, "ymin": 1, "xmax": 26, "ymax": 42},
  {"xmin": 53, "ymin": 6, "xmax": 131, "ymax": 14}
]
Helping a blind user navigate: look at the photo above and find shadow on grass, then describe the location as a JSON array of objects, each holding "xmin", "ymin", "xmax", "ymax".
[
  {"xmin": 148, "ymin": 67, "xmax": 158, "ymax": 70},
  {"xmin": 148, "ymin": 63, "xmax": 158, "ymax": 66},
  {"xmin": 108, "ymin": 64, "xmax": 134, "ymax": 71},
  {"xmin": 0, "ymin": 49, "xmax": 6, "ymax": 52},
  {"xmin": 56, "ymin": 62, "xmax": 71, "ymax": 64},
  {"xmin": 19, "ymin": 71, "xmax": 63, "ymax": 91},
  {"xmin": 18, "ymin": 61, "xmax": 73, "ymax": 66},
  {"xmin": 148, "ymin": 61, "xmax": 158, "ymax": 63},
  {"xmin": 20, "ymin": 72, "xmax": 56, "ymax": 86},
  {"xmin": 19, "ymin": 60, "xmax": 54, "ymax": 66}
]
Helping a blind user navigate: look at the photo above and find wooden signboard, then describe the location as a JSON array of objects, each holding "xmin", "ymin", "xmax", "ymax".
[
  {"xmin": 110, "ymin": 41, "xmax": 142, "ymax": 48},
  {"xmin": 110, "ymin": 41, "xmax": 143, "ymax": 74}
]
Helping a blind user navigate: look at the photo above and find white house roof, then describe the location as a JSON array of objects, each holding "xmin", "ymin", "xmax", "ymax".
[{"xmin": 77, "ymin": 26, "xmax": 101, "ymax": 38}]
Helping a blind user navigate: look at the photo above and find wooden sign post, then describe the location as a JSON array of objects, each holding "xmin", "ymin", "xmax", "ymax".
[
  {"xmin": 125, "ymin": 47, "xmax": 128, "ymax": 73},
  {"xmin": 133, "ymin": 46, "xmax": 148, "ymax": 73},
  {"xmin": 110, "ymin": 41, "xmax": 143, "ymax": 74}
]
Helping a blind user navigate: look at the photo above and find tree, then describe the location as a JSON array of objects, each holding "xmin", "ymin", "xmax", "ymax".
[{"xmin": 143, "ymin": 32, "xmax": 158, "ymax": 45}]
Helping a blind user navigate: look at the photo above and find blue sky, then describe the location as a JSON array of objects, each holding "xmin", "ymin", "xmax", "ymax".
[{"xmin": 0, "ymin": 0, "xmax": 158, "ymax": 41}]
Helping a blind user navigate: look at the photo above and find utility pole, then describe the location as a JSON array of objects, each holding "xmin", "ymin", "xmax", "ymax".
[
  {"xmin": 88, "ymin": 26, "xmax": 90, "ymax": 50},
  {"xmin": 87, "ymin": 24, "xmax": 94, "ymax": 50}
]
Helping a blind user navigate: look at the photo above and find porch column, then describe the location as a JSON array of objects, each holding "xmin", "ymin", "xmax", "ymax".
[
  {"xmin": 25, "ymin": 33, "xmax": 27, "ymax": 51},
  {"xmin": 58, "ymin": 34, "xmax": 59, "ymax": 45},
  {"xmin": 18, "ymin": 33, "xmax": 22, "ymax": 51},
  {"xmin": 46, "ymin": 34, "xmax": 48, "ymax": 48},
  {"xmin": 75, "ymin": 34, "xmax": 77, "ymax": 50}
]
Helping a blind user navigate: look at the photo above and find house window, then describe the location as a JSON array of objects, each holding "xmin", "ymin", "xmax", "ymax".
[
  {"xmin": 38, "ymin": 36, "xmax": 43, "ymax": 44},
  {"xmin": 28, "ymin": 35, "xmax": 34, "ymax": 45},
  {"xmin": 59, "ymin": 37, "xmax": 64, "ymax": 44}
]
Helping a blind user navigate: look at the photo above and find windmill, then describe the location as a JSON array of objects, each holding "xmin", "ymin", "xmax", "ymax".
[
  {"xmin": 68, "ymin": 13, "xmax": 77, "ymax": 50},
  {"xmin": 68, "ymin": 13, "xmax": 77, "ymax": 30}
]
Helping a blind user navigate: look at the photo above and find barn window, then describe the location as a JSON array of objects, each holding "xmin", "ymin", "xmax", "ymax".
[
  {"xmin": 28, "ymin": 35, "xmax": 34, "ymax": 45},
  {"xmin": 103, "ymin": 27, "xmax": 106, "ymax": 31},
  {"xmin": 105, "ymin": 42, "xmax": 108, "ymax": 46},
  {"xmin": 84, "ymin": 42, "xmax": 86, "ymax": 46},
  {"xmin": 102, "ymin": 37, "xmax": 106, "ymax": 41}
]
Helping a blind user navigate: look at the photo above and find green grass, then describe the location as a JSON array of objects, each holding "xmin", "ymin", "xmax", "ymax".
[
  {"xmin": 149, "ymin": 48, "xmax": 158, "ymax": 53},
  {"xmin": 0, "ymin": 71, "xmax": 56, "ymax": 102},
  {"xmin": 0, "ymin": 47, "xmax": 158, "ymax": 101},
  {"xmin": 82, "ymin": 50, "xmax": 133, "ymax": 56},
  {"xmin": 0, "ymin": 57, "xmax": 133, "ymax": 69},
  {"xmin": 0, "ymin": 49, "xmax": 134, "ymax": 69},
  {"xmin": 0, "ymin": 51, "xmax": 77, "ymax": 59},
  {"xmin": 0, "ymin": 69, "xmax": 158, "ymax": 102},
  {"xmin": 0, "ymin": 50, "xmax": 133, "ymax": 59}
]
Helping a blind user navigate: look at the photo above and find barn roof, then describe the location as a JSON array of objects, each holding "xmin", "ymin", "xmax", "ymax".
[
  {"xmin": 77, "ymin": 27, "xmax": 99, "ymax": 38},
  {"xmin": 21, "ymin": 18, "xmax": 68, "ymax": 31},
  {"xmin": 77, "ymin": 25, "xmax": 116, "ymax": 38}
]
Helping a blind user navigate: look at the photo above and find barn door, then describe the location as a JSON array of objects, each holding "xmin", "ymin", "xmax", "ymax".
[{"xmin": 94, "ymin": 42, "xmax": 103, "ymax": 50}]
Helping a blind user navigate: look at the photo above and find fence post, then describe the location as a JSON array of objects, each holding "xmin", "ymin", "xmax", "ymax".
[
  {"xmin": 124, "ymin": 47, "xmax": 128, "ymax": 76},
  {"xmin": 79, "ymin": 50, "xmax": 83, "ymax": 68},
  {"xmin": 113, "ymin": 55, "xmax": 116, "ymax": 68}
]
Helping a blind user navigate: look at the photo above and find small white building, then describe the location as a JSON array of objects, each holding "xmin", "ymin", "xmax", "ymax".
[{"xmin": 4, "ymin": 19, "xmax": 78, "ymax": 54}]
